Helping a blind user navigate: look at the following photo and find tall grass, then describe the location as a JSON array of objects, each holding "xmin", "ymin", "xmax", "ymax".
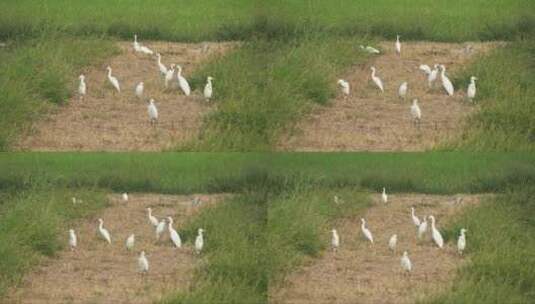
[
  {"xmin": 0, "ymin": 186, "xmax": 107, "ymax": 295},
  {"xmin": 449, "ymin": 40, "xmax": 535, "ymax": 151},
  {"xmin": 426, "ymin": 186, "xmax": 535, "ymax": 303},
  {"xmin": 0, "ymin": 35, "xmax": 116, "ymax": 150},
  {"xmin": 1, "ymin": 0, "xmax": 533, "ymax": 41},
  {"xmin": 184, "ymin": 35, "xmax": 369, "ymax": 151}
]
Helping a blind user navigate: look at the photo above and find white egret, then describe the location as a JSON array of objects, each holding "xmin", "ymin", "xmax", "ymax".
[
  {"xmin": 360, "ymin": 45, "xmax": 380, "ymax": 54},
  {"xmin": 155, "ymin": 219, "xmax": 166, "ymax": 240},
  {"xmin": 395, "ymin": 35, "xmax": 401, "ymax": 55},
  {"xmin": 381, "ymin": 187, "xmax": 388, "ymax": 204},
  {"xmin": 337, "ymin": 79, "xmax": 350, "ymax": 97},
  {"xmin": 401, "ymin": 251, "xmax": 412, "ymax": 273},
  {"xmin": 69, "ymin": 229, "xmax": 77, "ymax": 250},
  {"xmin": 204, "ymin": 76, "xmax": 214, "ymax": 101},
  {"xmin": 331, "ymin": 229, "xmax": 340, "ymax": 251},
  {"xmin": 97, "ymin": 218, "xmax": 111, "ymax": 244},
  {"xmin": 164, "ymin": 64, "xmax": 175, "ymax": 88},
  {"xmin": 334, "ymin": 195, "xmax": 341, "ymax": 205},
  {"xmin": 440, "ymin": 65, "xmax": 454, "ymax": 96},
  {"xmin": 138, "ymin": 251, "xmax": 149, "ymax": 274},
  {"xmin": 147, "ymin": 99, "xmax": 158, "ymax": 125},
  {"xmin": 370, "ymin": 67, "xmax": 384, "ymax": 93},
  {"xmin": 410, "ymin": 99, "xmax": 421, "ymax": 127},
  {"xmin": 72, "ymin": 197, "xmax": 77, "ymax": 204},
  {"xmin": 411, "ymin": 207, "xmax": 421, "ymax": 227},
  {"xmin": 398, "ymin": 81, "xmax": 408, "ymax": 99},
  {"xmin": 417, "ymin": 216, "xmax": 428, "ymax": 239},
  {"xmin": 388, "ymin": 234, "xmax": 397, "ymax": 251},
  {"xmin": 122, "ymin": 192, "xmax": 129, "ymax": 202},
  {"xmin": 135, "ymin": 82, "xmax": 144, "ymax": 99},
  {"xmin": 360, "ymin": 218, "xmax": 374, "ymax": 244},
  {"xmin": 126, "ymin": 234, "xmax": 135, "ymax": 251},
  {"xmin": 147, "ymin": 207, "xmax": 159, "ymax": 227},
  {"xmin": 467, "ymin": 76, "xmax": 477, "ymax": 102},
  {"xmin": 429, "ymin": 215, "xmax": 444, "ymax": 248},
  {"xmin": 419, "ymin": 64, "xmax": 432, "ymax": 75},
  {"xmin": 167, "ymin": 217, "xmax": 182, "ymax": 248},
  {"xmin": 139, "ymin": 45, "xmax": 154, "ymax": 55},
  {"xmin": 176, "ymin": 65, "xmax": 191, "ymax": 96},
  {"xmin": 106, "ymin": 66, "xmax": 121, "ymax": 93},
  {"xmin": 78, "ymin": 74, "xmax": 86, "ymax": 101},
  {"xmin": 156, "ymin": 53, "xmax": 168, "ymax": 76},
  {"xmin": 428, "ymin": 64, "xmax": 439, "ymax": 88},
  {"xmin": 133, "ymin": 34, "xmax": 141, "ymax": 52},
  {"xmin": 195, "ymin": 228, "xmax": 205, "ymax": 254},
  {"xmin": 457, "ymin": 228, "xmax": 467, "ymax": 254}
]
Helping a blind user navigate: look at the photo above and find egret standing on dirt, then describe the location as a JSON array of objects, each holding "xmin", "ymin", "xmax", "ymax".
[
  {"xmin": 138, "ymin": 251, "xmax": 149, "ymax": 274},
  {"xmin": 418, "ymin": 216, "xmax": 428, "ymax": 239},
  {"xmin": 389, "ymin": 234, "xmax": 397, "ymax": 251},
  {"xmin": 204, "ymin": 76, "xmax": 214, "ymax": 101},
  {"xmin": 122, "ymin": 192, "xmax": 129, "ymax": 202},
  {"xmin": 156, "ymin": 53, "xmax": 168, "ymax": 76},
  {"xmin": 126, "ymin": 234, "xmax": 135, "ymax": 251},
  {"xmin": 429, "ymin": 215, "xmax": 444, "ymax": 248},
  {"xmin": 147, "ymin": 99, "xmax": 158, "ymax": 125},
  {"xmin": 135, "ymin": 82, "xmax": 144, "ymax": 100},
  {"xmin": 78, "ymin": 74, "xmax": 86, "ymax": 101},
  {"xmin": 411, "ymin": 207, "xmax": 421, "ymax": 227},
  {"xmin": 360, "ymin": 218, "xmax": 374, "ymax": 244},
  {"xmin": 147, "ymin": 207, "xmax": 159, "ymax": 226},
  {"xmin": 98, "ymin": 218, "xmax": 111, "ymax": 244},
  {"xmin": 337, "ymin": 79, "xmax": 350, "ymax": 97},
  {"xmin": 167, "ymin": 217, "xmax": 182, "ymax": 248},
  {"xmin": 165, "ymin": 64, "xmax": 175, "ymax": 88},
  {"xmin": 133, "ymin": 34, "xmax": 141, "ymax": 52},
  {"xmin": 69, "ymin": 229, "xmax": 77, "ymax": 250},
  {"xmin": 401, "ymin": 251, "xmax": 412, "ymax": 273},
  {"xmin": 467, "ymin": 76, "xmax": 478, "ymax": 102},
  {"xmin": 382, "ymin": 187, "xmax": 388, "ymax": 204},
  {"xmin": 370, "ymin": 67, "xmax": 384, "ymax": 93},
  {"xmin": 360, "ymin": 45, "xmax": 380, "ymax": 54},
  {"xmin": 176, "ymin": 65, "xmax": 191, "ymax": 96},
  {"xmin": 440, "ymin": 65, "xmax": 454, "ymax": 96},
  {"xmin": 395, "ymin": 35, "xmax": 401, "ymax": 55},
  {"xmin": 428, "ymin": 64, "xmax": 439, "ymax": 88},
  {"xmin": 106, "ymin": 66, "xmax": 121, "ymax": 93},
  {"xmin": 331, "ymin": 229, "xmax": 340, "ymax": 251},
  {"xmin": 399, "ymin": 82, "xmax": 408, "ymax": 99},
  {"xmin": 457, "ymin": 228, "xmax": 467, "ymax": 254},
  {"xmin": 195, "ymin": 228, "xmax": 205, "ymax": 254},
  {"xmin": 410, "ymin": 99, "xmax": 421, "ymax": 127},
  {"xmin": 155, "ymin": 219, "xmax": 166, "ymax": 241}
]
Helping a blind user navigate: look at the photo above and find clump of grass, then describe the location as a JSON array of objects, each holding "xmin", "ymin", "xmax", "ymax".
[
  {"xmin": 0, "ymin": 35, "xmax": 116, "ymax": 150},
  {"xmin": 426, "ymin": 186, "xmax": 535, "ymax": 303},
  {"xmin": 183, "ymin": 35, "xmax": 368, "ymax": 151},
  {"xmin": 0, "ymin": 186, "xmax": 107, "ymax": 295},
  {"xmin": 447, "ymin": 40, "xmax": 535, "ymax": 151}
]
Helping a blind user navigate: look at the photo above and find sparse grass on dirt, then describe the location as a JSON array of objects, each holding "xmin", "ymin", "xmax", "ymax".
[
  {"xmin": 0, "ymin": 35, "xmax": 116, "ymax": 150},
  {"xmin": 426, "ymin": 187, "xmax": 535, "ymax": 303},
  {"xmin": 0, "ymin": 186, "xmax": 107, "ymax": 295},
  {"xmin": 448, "ymin": 40, "xmax": 535, "ymax": 151}
]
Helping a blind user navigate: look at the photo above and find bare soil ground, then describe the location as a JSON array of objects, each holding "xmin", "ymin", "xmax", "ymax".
[
  {"xmin": 270, "ymin": 193, "xmax": 485, "ymax": 304},
  {"xmin": 17, "ymin": 41, "xmax": 234, "ymax": 151},
  {"xmin": 278, "ymin": 41, "xmax": 502, "ymax": 151},
  {"xmin": 5, "ymin": 193, "xmax": 227, "ymax": 304}
]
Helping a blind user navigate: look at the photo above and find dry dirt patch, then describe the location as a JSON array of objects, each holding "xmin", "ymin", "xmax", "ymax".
[
  {"xmin": 278, "ymin": 41, "xmax": 502, "ymax": 151},
  {"xmin": 17, "ymin": 41, "xmax": 234, "ymax": 151},
  {"xmin": 5, "ymin": 193, "xmax": 227, "ymax": 304},
  {"xmin": 270, "ymin": 193, "xmax": 484, "ymax": 304}
]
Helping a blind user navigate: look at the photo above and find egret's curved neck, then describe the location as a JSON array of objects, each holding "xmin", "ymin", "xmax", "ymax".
[
  {"xmin": 107, "ymin": 69, "xmax": 112, "ymax": 77},
  {"xmin": 371, "ymin": 69, "xmax": 376, "ymax": 77},
  {"xmin": 99, "ymin": 222, "xmax": 103, "ymax": 230}
]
